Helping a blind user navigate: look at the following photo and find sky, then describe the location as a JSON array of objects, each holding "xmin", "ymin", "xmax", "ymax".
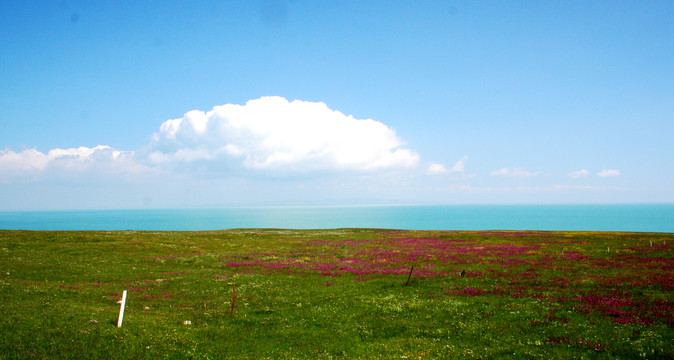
[{"xmin": 0, "ymin": 0, "xmax": 672, "ymax": 210}]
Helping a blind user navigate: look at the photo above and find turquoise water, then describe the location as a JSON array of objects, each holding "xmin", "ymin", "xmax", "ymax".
[{"xmin": 0, "ymin": 204, "xmax": 672, "ymax": 232}]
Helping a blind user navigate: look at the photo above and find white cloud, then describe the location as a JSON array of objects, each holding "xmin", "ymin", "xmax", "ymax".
[
  {"xmin": 567, "ymin": 169, "xmax": 589, "ymax": 178},
  {"xmin": 551, "ymin": 184, "xmax": 619, "ymax": 191},
  {"xmin": 0, "ymin": 97, "xmax": 420, "ymax": 185},
  {"xmin": 490, "ymin": 167, "xmax": 541, "ymax": 177},
  {"xmin": 426, "ymin": 156, "xmax": 468, "ymax": 175},
  {"xmin": 146, "ymin": 96, "xmax": 419, "ymax": 172},
  {"xmin": 597, "ymin": 169, "xmax": 621, "ymax": 177},
  {"xmin": 426, "ymin": 163, "xmax": 449, "ymax": 175},
  {"xmin": 450, "ymin": 156, "xmax": 468, "ymax": 172},
  {"xmin": 0, "ymin": 148, "xmax": 50, "ymax": 174},
  {"xmin": 0, "ymin": 146, "xmax": 143, "ymax": 183}
]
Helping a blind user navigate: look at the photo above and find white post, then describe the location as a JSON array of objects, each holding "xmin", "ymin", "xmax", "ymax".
[{"xmin": 117, "ymin": 290, "xmax": 127, "ymax": 328}]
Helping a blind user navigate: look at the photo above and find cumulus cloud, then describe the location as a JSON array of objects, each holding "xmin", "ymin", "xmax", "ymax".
[
  {"xmin": 0, "ymin": 97, "xmax": 421, "ymax": 185},
  {"xmin": 0, "ymin": 146, "xmax": 142, "ymax": 183},
  {"xmin": 598, "ymin": 169, "xmax": 621, "ymax": 177},
  {"xmin": 146, "ymin": 96, "xmax": 419, "ymax": 172},
  {"xmin": 567, "ymin": 169, "xmax": 589, "ymax": 178},
  {"xmin": 426, "ymin": 156, "xmax": 468, "ymax": 175},
  {"xmin": 490, "ymin": 167, "xmax": 541, "ymax": 177}
]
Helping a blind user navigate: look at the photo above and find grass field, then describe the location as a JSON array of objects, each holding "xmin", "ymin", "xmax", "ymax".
[{"xmin": 1, "ymin": 229, "xmax": 672, "ymax": 359}]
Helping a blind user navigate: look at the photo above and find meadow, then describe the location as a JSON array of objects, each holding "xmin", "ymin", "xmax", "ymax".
[{"xmin": 0, "ymin": 229, "xmax": 672, "ymax": 359}]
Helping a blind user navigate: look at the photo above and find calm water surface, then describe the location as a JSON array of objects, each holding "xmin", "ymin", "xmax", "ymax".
[{"xmin": 0, "ymin": 204, "xmax": 672, "ymax": 232}]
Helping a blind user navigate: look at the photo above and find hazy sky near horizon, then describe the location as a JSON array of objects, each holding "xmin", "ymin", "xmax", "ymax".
[{"xmin": 1, "ymin": 1, "xmax": 672, "ymax": 210}]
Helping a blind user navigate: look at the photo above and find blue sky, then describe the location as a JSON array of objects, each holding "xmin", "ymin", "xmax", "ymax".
[{"xmin": 0, "ymin": 1, "xmax": 672, "ymax": 210}]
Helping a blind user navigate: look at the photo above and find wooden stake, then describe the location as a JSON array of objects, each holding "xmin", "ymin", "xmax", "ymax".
[
  {"xmin": 230, "ymin": 281, "xmax": 236, "ymax": 318},
  {"xmin": 117, "ymin": 290, "xmax": 127, "ymax": 328},
  {"xmin": 405, "ymin": 266, "xmax": 414, "ymax": 286}
]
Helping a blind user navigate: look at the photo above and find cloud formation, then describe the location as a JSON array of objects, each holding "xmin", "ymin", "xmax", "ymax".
[
  {"xmin": 147, "ymin": 96, "xmax": 419, "ymax": 172},
  {"xmin": 426, "ymin": 156, "xmax": 468, "ymax": 175},
  {"xmin": 567, "ymin": 169, "xmax": 589, "ymax": 178},
  {"xmin": 0, "ymin": 146, "xmax": 140, "ymax": 183},
  {"xmin": 426, "ymin": 163, "xmax": 449, "ymax": 175},
  {"xmin": 598, "ymin": 169, "xmax": 621, "ymax": 177},
  {"xmin": 0, "ymin": 97, "xmax": 420, "ymax": 184},
  {"xmin": 490, "ymin": 167, "xmax": 541, "ymax": 177}
]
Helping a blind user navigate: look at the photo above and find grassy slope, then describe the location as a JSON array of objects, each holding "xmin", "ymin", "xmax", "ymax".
[{"xmin": 0, "ymin": 229, "xmax": 672, "ymax": 359}]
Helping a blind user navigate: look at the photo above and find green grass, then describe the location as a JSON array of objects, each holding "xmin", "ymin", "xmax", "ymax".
[{"xmin": 1, "ymin": 229, "xmax": 672, "ymax": 359}]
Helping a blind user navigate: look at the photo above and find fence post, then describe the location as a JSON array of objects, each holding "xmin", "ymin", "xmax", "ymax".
[
  {"xmin": 230, "ymin": 281, "xmax": 236, "ymax": 317},
  {"xmin": 405, "ymin": 266, "xmax": 414, "ymax": 286},
  {"xmin": 117, "ymin": 290, "xmax": 127, "ymax": 328}
]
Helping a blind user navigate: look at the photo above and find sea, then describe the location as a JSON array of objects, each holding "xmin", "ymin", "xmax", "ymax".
[{"xmin": 0, "ymin": 204, "xmax": 672, "ymax": 232}]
